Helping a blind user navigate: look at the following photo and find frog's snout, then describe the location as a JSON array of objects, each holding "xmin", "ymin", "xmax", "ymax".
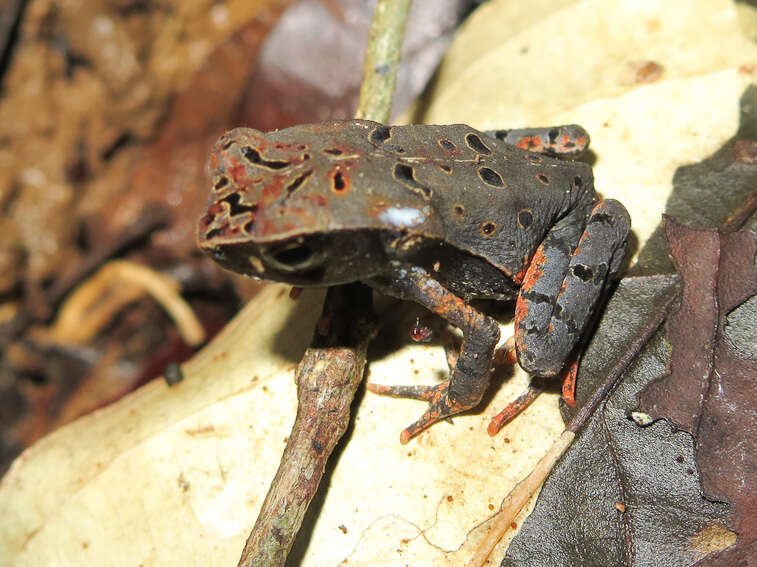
[{"xmin": 261, "ymin": 237, "xmax": 327, "ymax": 273}]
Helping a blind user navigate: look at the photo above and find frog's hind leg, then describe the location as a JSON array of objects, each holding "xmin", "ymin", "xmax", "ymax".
[
  {"xmin": 514, "ymin": 199, "xmax": 630, "ymax": 386},
  {"xmin": 484, "ymin": 125, "xmax": 590, "ymax": 159},
  {"xmin": 366, "ymin": 266, "xmax": 500, "ymax": 444}
]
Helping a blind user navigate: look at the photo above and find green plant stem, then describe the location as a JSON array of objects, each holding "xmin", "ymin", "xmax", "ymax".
[{"xmin": 356, "ymin": 0, "xmax": 413, "ymax": 123}]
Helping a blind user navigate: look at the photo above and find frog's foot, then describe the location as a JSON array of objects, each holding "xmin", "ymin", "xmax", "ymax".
[{"xmin": 366, "ymin": 381, "xmax": 469, "ymax": 444}]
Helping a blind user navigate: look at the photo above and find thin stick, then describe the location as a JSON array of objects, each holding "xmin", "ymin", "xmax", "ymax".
[
  {"xmin": 465, "ymin": 431, "xmax": 575, "ymax": 567},
  {"xmin": 355, "ymin": 0, "xmax": 413, "ymax": 122},
  {"xmin": 236, "ymin": 2, "xmax": 413, "ymax": 566},
  {"xmin": 237, "ymin": 284, "xmax": 376, "ymax": 567}
]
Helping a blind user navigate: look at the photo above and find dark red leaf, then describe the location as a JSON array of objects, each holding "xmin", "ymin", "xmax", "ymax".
[{"xmin": 636, "ymin": 221, "xmax": 757, "ymax": 566}]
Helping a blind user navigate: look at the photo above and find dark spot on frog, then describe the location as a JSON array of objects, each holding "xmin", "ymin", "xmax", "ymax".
[
  {"xmin": 438, "ymin": 138, "xmax": 457, "ymax": 152},
  {"xmin": 570, "ymin": 264, "xmax": 594, "ymax": 282},
  {"xmin": 332, "ymin": 171, "xmax": 347, "ymax": 192},
  {"xmin": 536, "ymin": 173, "xmax": 550, "ymax": 185},
  {"xmin": 285, "ymin": 169, "xmax": 314, "ymax": 194},
  {"xmin": 213, "ymin": 176, "xmax": 229, "ymax": 191},
  {"xmin": 312, "ymin": 439, "xmax": 324, "ymax": 453},
  {"xmin": 371, "ymin": 124, "xmax": 391, "ymax": 143},
  {"xmin": 573, "ymin": 176, "xmax": 583, "ymax": 188},
  {"xmin": 323, "ymin": 147, "xmax": 343, "ymax": 155},
  {"xmin": 374, "ymin": 63, "xmax": 390, "ymax": 74},
  {"xmin": 393, "ymin": 163, "xmax": 432, "ymax": 198},
  {"xmin": 453, "ymin": 204, "xmax": 465, "ymax": 217},
  {"xmin": 477, "ymin": 167, "xmax": 505, "ymax": 187},
  {"xmin": 465, "ymin": 133, "xmax": 492, "ymax": 155},
  {"xmin": 241, "ymin": 146, "xmax": 291, "ymax": 170},
  {"xmin": 548, "ymin": 128, "xmax": 559, "ymax": 143},
  {"xmin": 439, "ymin": 164, "xmax": 453, "ymax": 174},
  {"xmin": 222, "ymin": 193, "xmax": 259, "ymax": 216},
  {"xmin": 205, "ymin": 226, "xmax": 225, "ymax": 240},
  {"xmin": 518, "ymin": 209, "xmax": 533, "ymax": 229},
  {"xmin": 521, "ymin": 290, "xmax": 552, "ymax": 305},
  {"xmin": 480, "ymin": 221, "xmax": 497, "ymax": 237},
  {"xmin": 525, "ymin": 154, "xmax": 543, "ymax": 164},
  {"xmin": 370, "ymin": 125, "xmax": 405, "ymax": 153},
  {"xmin": 221, "ymin": 140, "xmax": 233, "ymax": 150},
  {"xmin": 588, "ymin": 212, "xmax": 614, "ymax": 225},
  {"xmin": 244, "ymin": 219, "xmax": 255, "ymax": 232}
]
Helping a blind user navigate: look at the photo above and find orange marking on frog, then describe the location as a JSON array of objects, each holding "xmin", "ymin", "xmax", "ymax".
[
  {"xmin": 227, "ymin": 163, "xmax": 247, "ymax": 183},
  {"xmin": 262, "ymin": 176, "xmax": 286, "ymax": 200},
  {"xmin": 559, "ymin": 134, "xmax": 575, "ymax": 149},
  {"xmin": 514, "ymin": 297, "xmax": 529, "ymax": 326},
  {"xmin": 515, "ymin": 136, "xmax": 543, "ymax": 151},
  {"xmin": 309, "ymin": 194, "xmax": 328, "ymax": 207},
  {"xmin": 561, "ymin": 360, "xmax": 579, "ymax": 406},
  {"xmin": 512, "ymin": 253, "xmax": 532, "ymax": 285},
  {"xmin": 520, "ymin": 248, "xmax": 547, "ymax": 292},
  {"xmin": 205, "ymin": 202, "xmax": 226, "ymax": 218}
]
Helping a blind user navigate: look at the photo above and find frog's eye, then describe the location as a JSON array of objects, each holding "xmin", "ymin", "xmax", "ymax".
[
  {"xmin": 273, "ymin": 244, "xmax": 313, "ymax": 268},
  {"xmin": 263, "ymin": 238, "xmax": 326, "ymax": 272}
]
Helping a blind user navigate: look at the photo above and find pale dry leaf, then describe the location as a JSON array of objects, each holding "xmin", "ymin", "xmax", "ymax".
[{"xmin": 1, "ymin": 1, "xmax": 755, "ymax": 566}]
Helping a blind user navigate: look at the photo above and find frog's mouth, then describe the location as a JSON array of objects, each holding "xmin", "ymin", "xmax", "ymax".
[{"xmin": 260, "ymin": 237, "xmax": 328, "ymax": 274}]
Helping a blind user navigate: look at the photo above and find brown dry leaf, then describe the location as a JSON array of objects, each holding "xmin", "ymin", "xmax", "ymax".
[
  {"xmin": 0, "ymin": 0, "xmax": 283, "ymax": 292},
  {"xmin": 1, "ymin": 1, "xmax": 756, "ymax": 566},
  {"xmin": 108, "ymin": 11, "xmax": 288, "ymax": 259},
  {"xmin": 636, "ymin": 220, "xmax": 757, "ymax": 566},
  {"xmin": 0, "ymin": 0, "xmax": 288, "ymax": 475}
]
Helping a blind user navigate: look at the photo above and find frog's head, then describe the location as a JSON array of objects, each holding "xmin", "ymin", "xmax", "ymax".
[{"xmin": 198, "ymin": 122, "xmax": 419, "ymax": 286}]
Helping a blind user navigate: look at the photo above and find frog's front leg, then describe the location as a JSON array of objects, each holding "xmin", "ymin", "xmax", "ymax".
[
  {"xmin": 484, "ymin": 124, "xmax": 590, "ymax": 158},
  {"xmin": 515, "ymin": 199, "xmax": 631, "ymax": 383},
  {"xmin": 366, "ymin": 265, "xmax": 500, "ymax": 444}
]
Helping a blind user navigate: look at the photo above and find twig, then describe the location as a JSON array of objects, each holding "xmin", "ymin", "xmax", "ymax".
[
  {"xmin": 49, "ymin": 260, "xmax": 205, "ymax": 346},
  {"xmin": 236, "ymin": 2, "xmax": 413, "ymax": 566},
  {"xmin": 355, "ymin": 0, "xmax": 413, "ymax": 123},
  {"xmin": 236, "ymin": 284, "xmax": 376, "ymax": 566}
]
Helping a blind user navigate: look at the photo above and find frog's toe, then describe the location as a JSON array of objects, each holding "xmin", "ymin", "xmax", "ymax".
[
  {"xmin": 366, "ymin": 381, "xmax": 448, "ymax": 403},
  {"xmin": 487, "ymin": 382, "xmax": 543, "ymax": 436},
  {"xmin": 367, "ymin": 381, "xmax": 470, "ymax": 443},
  {"xmin": 398, "ymin": 394, "xmax": 462, "ymax": 444}
]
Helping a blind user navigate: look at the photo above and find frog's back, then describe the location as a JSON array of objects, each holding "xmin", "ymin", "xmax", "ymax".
[
  {"xmin": 202, "ymin": 120, "xmax": 593, "ymax": 281},
  {"xmin": 366, "ymin": 122, "xmax": 594, "ymax": 278}
]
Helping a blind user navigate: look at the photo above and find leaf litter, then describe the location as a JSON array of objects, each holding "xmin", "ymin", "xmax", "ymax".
[{"xmin": 501, "ymin": 87, "xmax": 757, "ymax": 567}]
